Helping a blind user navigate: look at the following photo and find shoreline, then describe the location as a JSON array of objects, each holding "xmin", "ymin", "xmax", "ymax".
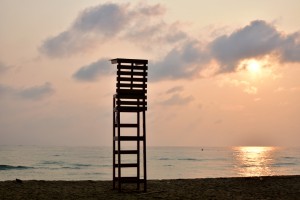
[{"xmin": 1, "ymin": 175, "xmax": 300, "ymax": 199}]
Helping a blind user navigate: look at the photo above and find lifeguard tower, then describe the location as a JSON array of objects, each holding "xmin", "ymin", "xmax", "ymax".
[{"xmin": 111, "ymin": 58, "xmax": 148, "ymax": 192}]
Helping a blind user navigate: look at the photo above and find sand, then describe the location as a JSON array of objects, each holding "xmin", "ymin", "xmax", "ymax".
[{"xmin": 1, "ymin": 176, "xmax": 300, "ymax": 200}]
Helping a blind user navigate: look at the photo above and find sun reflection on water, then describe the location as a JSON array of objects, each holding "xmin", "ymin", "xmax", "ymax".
[{"xmin": 233, "ymin": 146, "xmax": 276, "ymax": 177}]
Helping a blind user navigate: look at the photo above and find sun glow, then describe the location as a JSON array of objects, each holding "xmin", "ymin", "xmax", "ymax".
[
  {"xmin": 247, "ymin": 60, "xmax": 262, "ymax": 74},
  {"xmin": 238, "ymin": 58, "xmax": 274, "ymax": 79},
  {"xmin": 233, "ymin": 146, "xmax": 276, "ymax": 176}
]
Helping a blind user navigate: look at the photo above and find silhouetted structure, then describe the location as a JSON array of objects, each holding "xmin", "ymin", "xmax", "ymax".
[{"xmin": 111, "ymin": 58, "xmax": 148, "ymax": 192}]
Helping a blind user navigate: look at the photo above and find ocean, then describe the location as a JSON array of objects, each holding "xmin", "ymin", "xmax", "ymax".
[{"xmin": 0, "ymin": 146, "xmax": 300, "ymax": 181}]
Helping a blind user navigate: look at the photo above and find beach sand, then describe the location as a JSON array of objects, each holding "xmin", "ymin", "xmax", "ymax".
[{"xmin": 1, "ymin": 175, "xmax": 300, "ymax": 199}]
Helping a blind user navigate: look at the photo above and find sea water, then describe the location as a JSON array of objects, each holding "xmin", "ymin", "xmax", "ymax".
[{"xmin": 0, "ymin": 146, "xmax": 299, "ymax": 181}]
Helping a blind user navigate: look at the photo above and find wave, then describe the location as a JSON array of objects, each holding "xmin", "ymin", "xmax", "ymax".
[
  {"xmin": 283, "ymin": 156, "xmax": 296, "ymax": 159},
  {"xmin": 158, "ymin": 158, "xmax": 171, "ymax": 160},
  {"xmin": 62, "ymin": 164, "xmax": 92, "ymax": 169},
  {"xmin": 0, "ymin": 165, "xmax": 33, "ymax": 170},
  {"xmin": 177, "ymin": 158, "xmax": 199, "ymax": 161},
  {"xmin": 62, "ymin": 166, "xmax": 81, "ymax": 169},
  {"xmin": 40, "ymin": 161, "xmax": 65, "ymax": 165},
  {"xmin": 73, "ymin": 163, "xmax": 92, "ymax": 167},
  {"xmin": 158, "ymin": 157, "xmax": 201, "ymax": 161},
  {"xmin": 272, "ymin": 162, "xmax": 297, "ymax": 166}
]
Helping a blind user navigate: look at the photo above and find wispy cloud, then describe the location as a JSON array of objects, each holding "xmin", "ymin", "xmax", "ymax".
[
  {"xmin": 39, "ymin": 1, "xmax": 300, "ymax": 82},
  {"xmin": 16, "ymin": 82, "xmax": 54, "ymax": 100},
  {"xmin": 39, "ymin": 2, "xmax": 181, "ymax": 57},
  {"xmin": 0, "ymin": 84, "xmax": 13, "ymax": 97},
  {"xmin": 150, "ymin": 40, "xmax": 210, "ymax": 81},
  {"xmin": 73, "ymin": 58, "xmax": 112, "ymax": 81},
  {"xmin": 39, "ymin": 3, "xmax": 130, "ymax": 57},
  {"xmin": 166, "ymin": 86, "xmax": 184, "ymax": 94},
  {"xmin": 210, "ymin": 20, "xmax": 300, "ymax": 73},
  {"xmin": 0, "ymin": 82, "xmax": 54, "ymax": 100},
  {"xmin": 0, "ymin": 61, "xmax": 9, "ymax": 74},
  {"xmin": 280, "ymin": 32, "xmax": 300, "ymax": 62},
  {"xmin": 160, "ymin": 94, "xmax": 194, "ymax": 106},
  {"xmin": 219, "ymin": 78, "xmax": 258, "ymax": 95},
  {"xmin": 151, "ymin": 20, "xmax": 300, "ymax": 80},
  {"xmin": 74, "ymin": 19, "xmax": 300, "ymax": 82}
]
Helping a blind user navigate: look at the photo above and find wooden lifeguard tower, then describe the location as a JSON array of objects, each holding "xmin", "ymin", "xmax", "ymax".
[{"xmin": 111, "ymin": 58, "xmax": 148, "ymax": 192}]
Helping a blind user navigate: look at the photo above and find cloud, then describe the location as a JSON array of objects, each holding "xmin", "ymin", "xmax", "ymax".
[
  {"xmin": 39, "ymin": 31, "xmax": 93, "ymax": 58},
  {"xmin": 160, "ymin": 94, "xmax": 194, "ymax": 106},
  {"xmin": 124, "ymin": 20, "xmax": 187, "ymax": 48},
  {"xmin": 280, "ymin": 32, "xmax": 300, "ymax": 62},
  {"xmin": 220, "ymin": 78, "xmax": 259, "ymax": 95},
  {"xmin": 0, "ymin": 82, "xmax": 54, "ymax": 100},
  {"xmin": 244, "ymin": 86, "xmax": 258, "ymax": 94},
  {"xmin": 210, "ymin": 20, "xmax": 281, "ymax": 72},
  {"xmin": 73, "ymin": 58, "xmax": 112, "ymax": 81},
  {"xmin": 149, "ymin": 20, "xmax": 299, "ymax": 81},
  {"xmin": 16, "ymin": 82, "xmax": 54, "ymax": 100},
  {"xmin": 0, "ymin": 61, "xmax": 9, "ymax": 74},
  {"xmin": 166, "ymin": 86, "xmax": 184, "ymax": 94},
  {"xmin": 150, "ymin": 40, "xmax": 210, "ymax": 81},
  {"xmin": 0, "ymin": 84, "xmax": 13, "ymax": 97},
  {"xmin": 39, "ymin": 3, "xmax": 130, "ymax": 57},
  {"xmin": 41, "ymin": 2, "xmax": 300, "ymax": 83},
  {"xmin": 74, "ymin": 39, "xmax": 207, "ymax": 83},
  {"xmin": 73, "ymin": 3, "xmax": 130, "ymax": 35},
  {"xmin": 209, "ymin": 20, "xmax": 300, "ymax": 73},
  {"xmin": 39, "ymin": 2, "xmax": 176, "ymax": 57}
]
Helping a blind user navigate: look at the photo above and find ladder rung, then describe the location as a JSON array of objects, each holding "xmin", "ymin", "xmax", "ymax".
[
  {"xmin": 114, "ymin": 107, "xmax": 147, "ymax": 112},
  {"xmin": 114, "ymin": 150, "xmax": 138, "ymax": 154},
  {"xmin": 114, "ymin": 123, "xmax": 138, "ymax": 128},
  {"xmin": 114, "ymin": 163, "xmax": 138, "ymax": 168},
  {"xmin": 114, "ymin": 136, "xmax": 144, "ymax": 141}
]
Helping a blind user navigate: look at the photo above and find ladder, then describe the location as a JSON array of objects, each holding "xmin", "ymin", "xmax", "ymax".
[{"xmin": 111, "ymin": 58, "xmax": 148, "ymax": 192}]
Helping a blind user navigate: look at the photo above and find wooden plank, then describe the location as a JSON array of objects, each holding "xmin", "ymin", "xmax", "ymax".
[
  {"xmin": 117, "ymin": 100, "xmax": 147, "ymax": 106},
  {"xmin": 117, "ymin": 65, "xmax": 148, "ymax": 70},
  {"xmin": 114, "ymin": 136, "xmax": 144, "ymax": 141},
  {"xmin": 117, "ymin": 83, "xmax": 147, "ymax": 88},
  {"xmin": 116, "ymin": 89, "xmax": 147, "ymax": 95},
  {"xmin": 111, "ymin": 58, "xmax": 148, "ymax": 64},
  {"xmin": 117, "ymin": 71, "xmax": 147, "ymax": 76},
  {"xmin": 114, "ymin": 107, "xmax": 147, "ymax": 112},
  {"xmin": 117, "ymin": 77, "xmax": 147, "ymax": 82},
  {"xmin": 114, "ymin": 150, "xmax": 138, "ymax": 154},
  {"xmin": 114, "ymin": 163, "xmax": 138, "ymax": 168},
  {"xmin": 114, "ymin": 123, "xmax": 138, "ymax": 127},
  {"xmin": 114, "ymin": 94, "xmax": 147, "ymax": 99}
]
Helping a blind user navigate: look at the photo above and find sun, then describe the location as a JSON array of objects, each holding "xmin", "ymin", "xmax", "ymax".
[{"xmin": 247, "ymin": 60, "xmax": 262, "ymax": 74}]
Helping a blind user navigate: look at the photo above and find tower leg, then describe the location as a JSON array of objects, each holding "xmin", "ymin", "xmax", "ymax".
[
  {"xmin": 117, "ymin": 111, "xmax": 121, "ymax": 192},
  {"xmin": 143, "ymin": 110, "xmax": 147, "ymax": 192},
  {"xmin": 113, "ymin": 98, "xmax": 116, "ymax": 189}
]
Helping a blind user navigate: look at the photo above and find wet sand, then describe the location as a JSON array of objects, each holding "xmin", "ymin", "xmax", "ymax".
[{"xmin": 1, "ymin": 175, "xmax": 300, "ymax": 199}]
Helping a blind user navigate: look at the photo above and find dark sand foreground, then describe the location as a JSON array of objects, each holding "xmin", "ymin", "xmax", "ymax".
[{"xmin": 1, "ymin": 176, "xmax": 300, "ymax": 200}]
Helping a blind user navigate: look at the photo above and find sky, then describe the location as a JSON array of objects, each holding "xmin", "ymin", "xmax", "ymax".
[{"xmin": 1, "ymin": 0, "xmax": 300, "ymax": 146}]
